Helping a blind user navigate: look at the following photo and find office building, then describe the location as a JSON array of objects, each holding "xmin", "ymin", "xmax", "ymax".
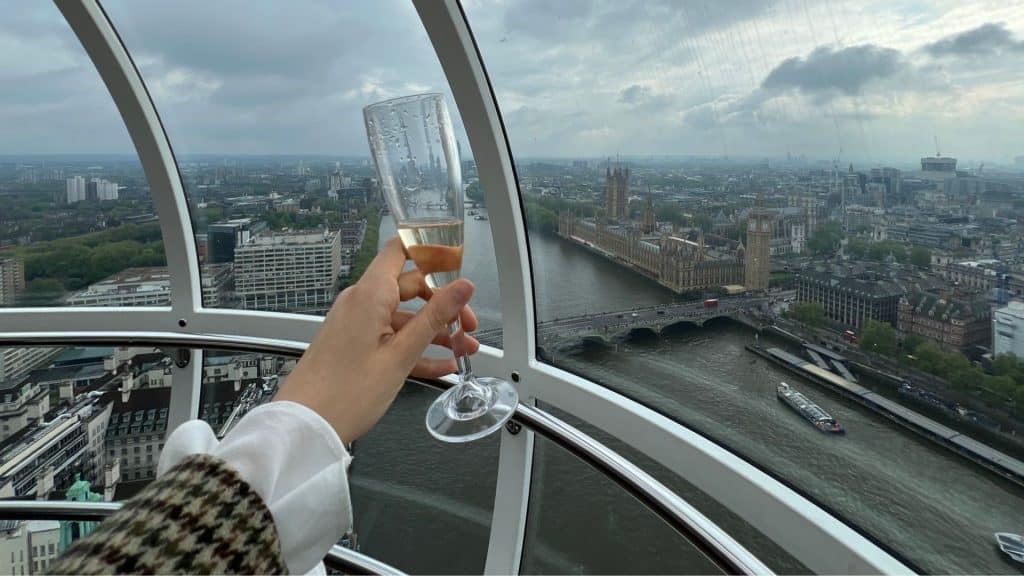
[
  {"xmin": 65, "ymin": 176, "xmax": 86, "ymax": 204},
  {"xmin": 898, "ymin": 292, "xmax": 991, "ymax": 352},
  {"xmin": 90, "ymin": 179, "xmax": 119, "ymax": 201},
  {"xmin": 921, "ymin": 156, "xmax": 957, "ymax": 173},
  {"xmin": 0, "ymin": 377, "xmax": 50, "ymax": 443},
  {"xmin": 993, "ymin": 301, "xmax": 1024, "ymax": 359},
  {"xmin": 65, "ymin": 268, "xmax": 171, "ymax": 307},
  {"xmin": 797, "ymin": 271, "xmax": 902, "ymax": 329},
  {"xmin": 66, "ymin": 266, "xmax": 229, "ymax": 308},
  {"xmin": 870, "ymin": 167, "xmax": 902, "ymax": 204},
  {"xmin": 0, "ymin": 520, "xmax": 60, "ymax": 576},
  {"xmin": 234, "ymin": 230, "xmax": 341, "ymax": 313},
  {"xmin": 200, "ymin": 263, "xmax": 233, "ymax": 307},
  {"xmin": 105, "ymin": 387, "xmax": 169, "ymax": 483},
  {"xmin": 0, "ymin": 348, "xmax": 60, "ymax": 388},
  {"xmin": 0, "ymin": 257, "xmax": 25, "ymax": 306},
  {"xmin": 843, "ymin": 205, "xmax": 884, "ymax": 233},
  {"xmin": 207, "ymin": 218, "xmax": 258, "ymax": 264}
]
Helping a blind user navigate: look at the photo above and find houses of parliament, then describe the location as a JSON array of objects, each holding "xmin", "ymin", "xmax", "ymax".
[{"xmin": 557, "ymin": 163, "xmax": 771, "ymax": 294}]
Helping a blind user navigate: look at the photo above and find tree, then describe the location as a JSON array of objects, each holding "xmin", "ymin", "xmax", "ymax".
[
  {"xmin": 846, "ymin": 238, "xmax": 869, "ymax": 259},
  {"xmin": 787, "ymin": 302, "xmax": 827, "ymax": 328},
  {"xmin": 912, "ymin": 342, "xmax": 946, "ymax": 372},
  {"xmin": 902, "ymin": 334, "xmax": 925, "ymax": 355},
  {"xmin": 910, "ymin": 246, "xmax": 931, "ymax": 269},
  {"xmin": 656, "ymin": 205, "xmax": 685, "ymax": 225},
  {"xmin": 806, "ymin": 222, "xmax": 843, "ymax": 255},
  {"xmin": 18, "ymin": 278, "xmax": 65, "ymax": 306},
  {"xmin": 1014, "ymin": 386, "xmax": 1024, "ymax": 409},
  {"xmin": 987, "ymin": 375, "xmax": 1018, "ymax": 401},
  {"xmin": 860, "ymin": 320, "xmax": 898, "ymax": 357},
  {"xmin": 993, "ymin": 353, "xmax": 1024, "ymax": 387}
]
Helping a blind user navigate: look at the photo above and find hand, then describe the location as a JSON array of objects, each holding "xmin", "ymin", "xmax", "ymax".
[{"xmin": 274, "ymin": 237, "xmax": 479, "ymax": 443}]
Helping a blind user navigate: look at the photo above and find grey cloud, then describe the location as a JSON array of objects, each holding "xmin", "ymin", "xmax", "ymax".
[
  {"xmin": 762, "ymin": 44, "xmax": 905, "ymax": 96},
  {"xmin": 618, "ymin": 84, "xmax": 648, "ymax": 104},
  {"xmin": 618, "ymin": 84, "xmax": 677, "ymax": 114},
  {"xmin": 924, "ymin": 22, "xmax": 1024, "ymax": 56}
]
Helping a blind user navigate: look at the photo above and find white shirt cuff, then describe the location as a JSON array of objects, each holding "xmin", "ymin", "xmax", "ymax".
[{"xmin": 157, "ymin": 401, "xmax": 353, "ymax": 575}]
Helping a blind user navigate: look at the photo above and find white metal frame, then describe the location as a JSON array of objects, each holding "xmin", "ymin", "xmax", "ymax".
[{"xmin": 0, "ymin": 0, "xmax": 914, "ymax": 574}]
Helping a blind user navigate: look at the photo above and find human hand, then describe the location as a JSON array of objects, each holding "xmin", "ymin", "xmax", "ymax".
[{"xmin": 274, "ymin": 237, "xmax": 479, "ymax": 443}]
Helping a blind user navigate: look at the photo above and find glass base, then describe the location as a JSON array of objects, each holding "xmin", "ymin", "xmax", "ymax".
[{"xmin": 426, "ymin": 376, "xmax": 518, "ymax": 443}]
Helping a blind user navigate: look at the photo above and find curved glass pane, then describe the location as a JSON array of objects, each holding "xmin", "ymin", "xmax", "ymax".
[
  {"xmin": 0, "ymin": 1, "xmax": 165, "ymax": 308},
  {"xmin": 350, "ymin": 385, "xmax": 499, "ymax": 574},
  {"xmin": 464, "ymin": 1, "xmax": 1024, "ymax": 572},
  {"xmin": 103, "ymin": 1, "xmax": 503, "ymax": 339},
  {"xmin": 531, "ymin": 403, "xmax": 806, "ymax": 574},
  {"xmin": 523, "ymin": 432, "xmax": 722, "ymax": 575}
]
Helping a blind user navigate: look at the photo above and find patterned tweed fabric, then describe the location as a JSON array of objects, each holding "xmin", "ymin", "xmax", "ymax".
[{"xmin": 50, "ymin": 454, "xmax": 287, "ymax": 574}]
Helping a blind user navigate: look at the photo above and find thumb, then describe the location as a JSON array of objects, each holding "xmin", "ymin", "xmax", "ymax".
[{"xmin": 390, "ymin": 279, "xmax": 475, "ymax": 368}]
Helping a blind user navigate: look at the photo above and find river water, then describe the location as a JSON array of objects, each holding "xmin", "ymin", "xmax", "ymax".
[{"xmin": 350, "ymin": 216, "xmax": 1024, "ymax": 574}]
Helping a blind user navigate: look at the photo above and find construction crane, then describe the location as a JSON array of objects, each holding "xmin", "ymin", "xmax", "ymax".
[{"xmin": 934, "ymin": 135, "xmax": 941, "ymax": 157}]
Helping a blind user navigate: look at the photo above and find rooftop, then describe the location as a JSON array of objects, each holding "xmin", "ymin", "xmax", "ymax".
[
  {"xmin": 996, "ymin": 300, "xmax": 1024, "ymax": 320},
  {"xmin": 67, "ymin": 267, "xmax": 171, "ymax": 298},
  {"xmin": 241, "ymin": 229, "xmax": 337, "ymax": 246},
  {"xmin": 903, "ymin": 291, "xmax": 990, "ymax": 322},
  {"xmin": 799, "ymin": 270, "xmax": 903, "ymax": 298}
]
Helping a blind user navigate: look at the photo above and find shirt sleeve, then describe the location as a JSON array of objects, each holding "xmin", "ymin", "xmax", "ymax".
[{"xmin": 157, "ymin": 400, "xmax": 353, "ymax": 575}]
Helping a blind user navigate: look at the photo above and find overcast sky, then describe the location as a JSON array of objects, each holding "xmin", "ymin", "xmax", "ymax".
[{"xmin": 1, "ymin": 0, "xmax": 1022, "ymax": 166}]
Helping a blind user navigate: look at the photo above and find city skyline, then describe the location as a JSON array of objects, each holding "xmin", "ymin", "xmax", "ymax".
[{"xmin": 0, "ymin": 1, "xmax": 1021, "ymax": 164}]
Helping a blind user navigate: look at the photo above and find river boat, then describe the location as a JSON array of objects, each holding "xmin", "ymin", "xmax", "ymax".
[
  {"xmin": 996, "ymin": 532, "xmax": 1024, "ymax": 563},
  {"xmin": 777, "ymin": 382, "xmax": 845, "ymax": 434}
]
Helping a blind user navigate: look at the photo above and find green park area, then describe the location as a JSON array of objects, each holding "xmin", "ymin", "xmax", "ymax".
[{"xmin": 8, "ymin": 223, "xmax": 165, "ymax": 305}]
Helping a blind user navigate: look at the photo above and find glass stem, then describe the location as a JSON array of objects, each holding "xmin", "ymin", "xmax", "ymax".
[{"xmin": 449, "ymin": 317, "xmax": 473, "ymax": 381}]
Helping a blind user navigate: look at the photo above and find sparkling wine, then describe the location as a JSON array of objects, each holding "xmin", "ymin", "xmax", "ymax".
[{"xmin": 398, "ymin": 219, "xmax": 464, "ymax": 289}]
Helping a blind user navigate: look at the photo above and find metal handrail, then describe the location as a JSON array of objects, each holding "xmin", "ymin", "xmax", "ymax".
[
  {"xmin": 0, "ymin": 500, "xmax": 405, "ymax": 575},
  {"xmin": 0, "ymin": 330, "xmax": 769, "ymax": 575}
]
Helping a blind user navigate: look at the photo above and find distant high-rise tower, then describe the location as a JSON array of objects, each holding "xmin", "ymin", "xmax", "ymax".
[
  {"xmin": 605, "ymin": 162, "xmax": 629, "ymax": 221},
  {"xmin": 0, "ymin": 257, "xmax": 25, "ymax": 306},
  {"xmin": 744, "ymin": 195, "xmax": 773, "ymax": 291},
  {"xmin": 65, "ymin": 176, "xmax": 86, "ymax": 204},
  {"xmin": 870, "ymin": 167, "xmax": 902, "ymax": 205}
]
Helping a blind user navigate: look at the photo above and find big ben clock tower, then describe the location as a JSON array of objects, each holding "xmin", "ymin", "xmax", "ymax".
[{"xmin": 744, "ymin": 194, "xmax": 773, "ymax": 291}]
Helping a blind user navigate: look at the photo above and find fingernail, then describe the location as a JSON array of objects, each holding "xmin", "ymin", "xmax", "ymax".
[{"xmin": 453, "ymin": 280, "xmax": 474, "ymax": 305}]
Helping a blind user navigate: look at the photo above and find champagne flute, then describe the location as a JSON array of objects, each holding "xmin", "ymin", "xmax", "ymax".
[{"xmin": 363, "ymin": 93, "xmax": 518, "ymax": 442}]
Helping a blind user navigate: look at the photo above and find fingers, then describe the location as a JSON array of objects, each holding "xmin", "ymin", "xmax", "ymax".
[
  {"xmin": 398, "ymin": 270, "xmax": 432, "ymax": 302},
  {"xmin": 389, "ymin": 279, "xmax": 474, "ymax": 369},
  {"xmin": 391, "ymin": 309, "xmax": 480, "ymax": 353},
  {"xmin": 397, "ymin": 270, "xmax": 478, "ymax": 331},
  {"xmin": 363, "ymin": 237, "xmax": 408, "ymax": 282}
]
